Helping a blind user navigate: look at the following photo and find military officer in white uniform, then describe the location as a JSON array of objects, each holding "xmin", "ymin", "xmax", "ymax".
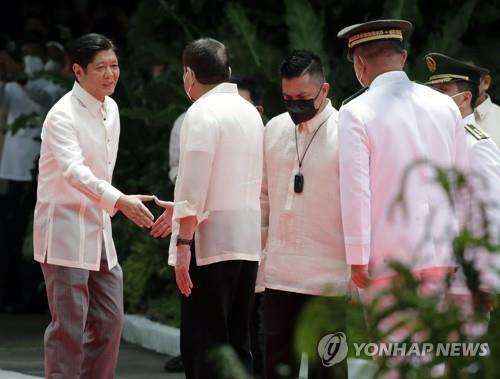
[
  {"xmin": 424, "ymin": 52, "xmax": 500, "ymax": 335},
  {"xmin": 336, "ymin": 20, "xmax": 469, "ymax": 314}
]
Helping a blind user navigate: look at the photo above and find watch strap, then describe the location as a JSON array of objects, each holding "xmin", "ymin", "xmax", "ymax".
[{"xmin": 176, "ymin": 237, "xmax": 193, "ymax": 246}]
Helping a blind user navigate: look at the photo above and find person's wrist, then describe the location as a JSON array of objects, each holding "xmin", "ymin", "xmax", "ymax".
[
  {"xmin": 352, "ymin": 264, "xmax": 367, "ymax": 269},
  {"xmin": 177, "ymin": 244, "xmax": 190, "ymax": 253},
  {"xmin": 115, "ymin": 195, "xmax": 125, "ymax": 210},
  {"xmin": 176, "ymin": 235, "xmax": 193, "ymax": 246}
]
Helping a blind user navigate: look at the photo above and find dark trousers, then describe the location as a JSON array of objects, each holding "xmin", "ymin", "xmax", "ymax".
[
  {"xmin": 251, "ymin": 292, "xmax": 265, "ymax": 378},
  {"xmin": 180, "ymin": 250, "xmax": 258, "ymax": 379},
  {"xmin": 264, "ymin": 289, "xmax": 348, "ymax": 379}
]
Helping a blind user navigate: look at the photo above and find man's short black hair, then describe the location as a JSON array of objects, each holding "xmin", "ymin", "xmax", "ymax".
[
  {"xmin": 69, "ymin": 33, "xmax": 116, "ymax": 70},
  {"xmin": 351, "ymin": 40, "xmax": 404, "ymax": 61},
  {"xmin": 456, "ymin": 80, "xmax": 479, "ymax": 111},
  {"xmin": 230, "ymin": 75, "xmax": 263, "ymax": 106},
  {"xmin": 280, "ymin": 50, "xmax": 325, "ymax": 82},
  {"xmin": 182, "ymin": 38, "xmax": 230, "ymax": 85}
]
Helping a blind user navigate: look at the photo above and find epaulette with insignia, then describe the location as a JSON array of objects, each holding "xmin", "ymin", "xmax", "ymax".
[
  {"xmin": 341, "ymin": 87, "xmax": 368, "ymax": 106},
  {"xmin": 464, "ymin": 123, "xmax": 489, "ymax": 140}
]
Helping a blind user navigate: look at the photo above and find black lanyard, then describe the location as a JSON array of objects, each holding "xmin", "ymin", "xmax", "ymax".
[{"xmin": 293, "ymin": 116, "xmax": 329, "ymax": 193}]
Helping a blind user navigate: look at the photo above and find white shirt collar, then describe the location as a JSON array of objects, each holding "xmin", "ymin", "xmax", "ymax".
[
  {"xmin": 200, "ymin": 82, "xmax": 238, "ymax": 100},
  {"xmin": 300, "ymin": 99, "xmax": 335, "ymax": 133},
  {"xmin": 463, "ymin": 113, "xmax": 475, "ymax": 125},
  {"xmin": 475, "ymin": 95, "xmax": 492, "ymax": 121},
  {"xmin": 369, "ymin": 70, "xmax": 409, "ymax": 89},
  {"xmin": 72, "ymin": 81, "xmax": 106, "ymax": 116}
]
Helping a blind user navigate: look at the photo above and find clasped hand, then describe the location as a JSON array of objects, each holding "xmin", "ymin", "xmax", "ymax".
[
  {"xmin": 115, "ymin": 195, "xmax": 173, "ymax": 234},
  {"xmin": 116, "ymin": 195, "xmax": 192, "ymax": 297}
]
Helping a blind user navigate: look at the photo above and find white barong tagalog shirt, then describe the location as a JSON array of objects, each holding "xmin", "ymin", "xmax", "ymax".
[
  {"xmin": 168, "ymin": 83, "xmax": 263, "ymax": 266},
  {"xmin": 261, "ymin": 100, "xmax": 350, "ymax": 296},
  {"xmin": 34, "ymin": 81, "xmax": 123, "ymax": 270},
  {"xmin": 475, "ymin": 95, "xmax": 500, "ymax": 148}
]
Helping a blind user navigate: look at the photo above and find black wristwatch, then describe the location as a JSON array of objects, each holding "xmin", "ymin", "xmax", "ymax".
[{"xmin": 176, "ymin": 236, "xmax": 193, "ymax": 246}]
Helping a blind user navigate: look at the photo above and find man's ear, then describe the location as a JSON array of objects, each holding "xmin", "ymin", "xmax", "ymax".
[
  {"xmin": 255, "ymin": 105, "xmax": 264, "ymax": 115},
  {"xmin": 72, "ymin": 63, "xmax": 83, "ymax": 81},
  {"xmin": 322, "ymin": 82, "xmax": 330, "ymax": 97},
  {"xmin": 187, "ymin": 66, "xmax": 197, "ymax": 83},
  {"xmin": 401, "ymin": 49, "xmax": 408, "ymax": 65},
  {"xmin": 482, "ymin": 74, "xmax": 492, "ymax": 92},
  {"xmin": 355, "ymin": 55, "xmax": 367, "ymax": 71},
  {"xmin": 464, "ymin": 90, "xmax": 473, "ymax": 106}
]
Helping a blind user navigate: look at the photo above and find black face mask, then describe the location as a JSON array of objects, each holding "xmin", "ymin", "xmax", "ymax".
[{"xmin": 284, "ymin": 87, "xmax": 322, "ymax": 125}]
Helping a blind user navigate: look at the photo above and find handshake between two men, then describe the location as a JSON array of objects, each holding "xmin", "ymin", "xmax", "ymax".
[
  {"xmin": 115, "ymin": 194, "xmax": 192, "ymax": 296},
  {"xmin": 115, "ymin": 194, "xmax": 173, "ymax": 236}
]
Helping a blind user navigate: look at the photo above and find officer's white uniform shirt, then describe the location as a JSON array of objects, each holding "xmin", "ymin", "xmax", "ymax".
[
  {"xmin": 168, "ymin": 83, "xmax": 263, "ymax": 266},
  {"xmin": 338, "ymin": 71, "xmax": 468, "ymax": 279},
  {"xmin": 168, "ymin": 112, "xmax": 186, "ymax": 183},
  {"xmin": 475, "ymin": 95, "xmax": 500, "ymax": 148},
  {"xmin": 0, "ymin": 81, "xmax": 43, "ymax": 181},
  {"xmin": 261, "ymin": 100, "xmax": 350, "ymax": 296},
  {"xmin": 34, "ymin": 81, "xmax": 123, "ymax": 271},
  {"xmin": 450, "ymin": 113, "xmax": 500, "ymax": 294}
]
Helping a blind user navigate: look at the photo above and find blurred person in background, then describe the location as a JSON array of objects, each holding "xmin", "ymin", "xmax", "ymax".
[
  {"xmin": 0, "ymin": 33, "xmax": 45, "ymax": 313},
  {"xmin": 474, "ymin": 66, "xmax": 500, "ymax": 148}
]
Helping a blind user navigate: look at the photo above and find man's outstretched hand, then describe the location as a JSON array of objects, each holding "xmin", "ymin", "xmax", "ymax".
[
  {"xmin": 151, "ymin": 197, "xmax": 174, "ymax": 238},
  {"xmin": 116, "ymin": 194, "xmax": 155, "ymax": 228}
]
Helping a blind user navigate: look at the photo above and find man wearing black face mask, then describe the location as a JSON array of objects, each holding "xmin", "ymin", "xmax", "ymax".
[{"xmin": 260, "ymin": 49, "xmax": 349, "ymax": 378}]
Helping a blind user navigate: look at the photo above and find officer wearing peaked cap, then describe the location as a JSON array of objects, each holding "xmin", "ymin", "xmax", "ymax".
[
  {"xmin": 424, "ymin": 52, "xmax": 500, "ymax": 324},
  {"xmin": 424, "ymin": 52, "xmax": 484, "ymax": 87},
  {"xmin": 335, "ymin": 20, "xmax": 469, "ymax": 314},
  {"xmin": 338, "ymin": 19, "xmax": 412, "ymax": 105}
]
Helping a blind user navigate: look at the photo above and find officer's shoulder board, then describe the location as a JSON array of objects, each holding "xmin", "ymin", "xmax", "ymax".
[
  {"xmin": 464, "ymin": 123, "xmax": 489, "ymax": 141},
  {"xmin": 341, "ymin": 87, "xmax": 368, "ymax": 106}
]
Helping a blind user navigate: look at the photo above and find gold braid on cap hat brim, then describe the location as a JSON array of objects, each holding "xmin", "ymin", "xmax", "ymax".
[
  {"xmin": 429, "ymin": 74, "xmax": 470, "ymax": 82},
  {"xmin": 348, "ymin": 29, "xmax": 403, "ymax": 49}
]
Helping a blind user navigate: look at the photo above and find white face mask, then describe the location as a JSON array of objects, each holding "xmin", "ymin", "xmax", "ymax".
[
  {"xmin": 450, "ymin": 91, "xmax": 467, "ymax": 99},
  {"xmin": 23, "ymin": 55, "xmax": 44, "ymax": 77},
  {"xmin": 450, "ymin": 91, "xmax": 468, "ymax": 109},
  {"xmin": 354, "ymin": 56, "xmax": 366, "ymax": 88},
  {"xmin": 183, "ymin": 67, "xmax": 195, "ymax": 102},
  {"xmin": 44, "ymin": 59, "xmax": 62, "ymax": 73}
]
